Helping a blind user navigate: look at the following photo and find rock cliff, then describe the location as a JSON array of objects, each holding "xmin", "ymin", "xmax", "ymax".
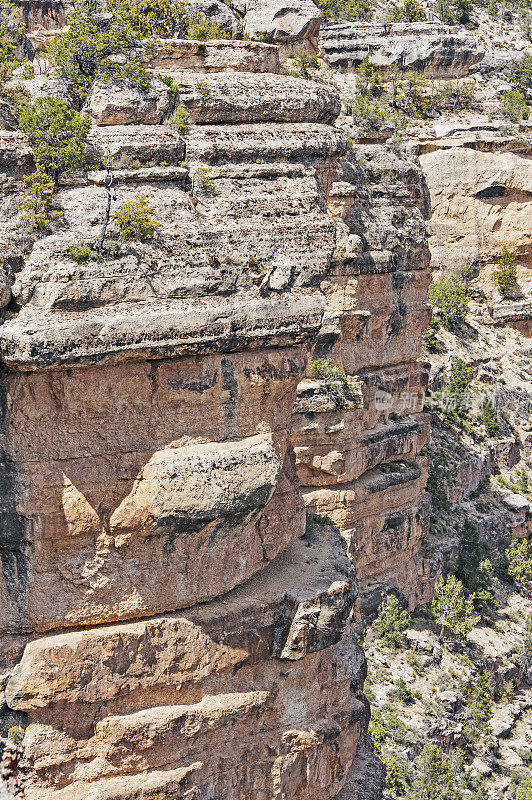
[{"xmin": 0, "ymin": 0, "xmax": 440, "ymax": 795}]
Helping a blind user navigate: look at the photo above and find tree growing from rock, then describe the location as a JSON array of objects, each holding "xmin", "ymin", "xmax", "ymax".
[
  {"xmin": 112, "ymin": 194, "xmax": 160, "ymax": 241},
  {"xmin": 19, "ymin": 97, "xmax": 91, "ymax": 182},
  {"xmin": 431, "ymin": 574, "xmax": 479, "ymax": 639},
  {"xmin": 494, "ymin": 247, "xmax": 518, "ymax": 298}
]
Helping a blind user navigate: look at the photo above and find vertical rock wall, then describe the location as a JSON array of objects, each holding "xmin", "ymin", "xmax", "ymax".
[
  {"xmin": 0, "ymin": 16, "xmax": 433, "ymax": 800},
  {"xmin": 292, "ymin": 143, "xmax": 434, "ymax": 614},
  {"xmin": 0, "ymin": 38, "xmax": 380, "ymax": 800}
]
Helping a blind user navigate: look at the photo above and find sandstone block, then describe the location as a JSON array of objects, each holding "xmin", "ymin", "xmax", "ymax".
[
  {"xmin": 244, "ymin": 0, "xmax": 321, "ymax": 46},
  {"xmin": 84, "ymin": 78, "xmax": 173, "ymax": 126}
]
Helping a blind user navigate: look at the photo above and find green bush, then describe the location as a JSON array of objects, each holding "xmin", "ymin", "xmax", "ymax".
[
  {"xmin": 67, "ymin": 244, "xmax": 103, "ymax": 263},
  {"xmin": 172, "ymin": 104, "xmax": 190, "ymax": 133},
  {"xmin": 507, "ymin": 52, "xmax": 532, "ymax": 89},
  {"xmin": 447, "ymin": 357, "xmax": 472, "ymax": 396},
  {"xmin": 310, "ymin": 357, "xmax": 357, "ymax": 409},
  {"xmin": 501, "ymin": 89, "xmax": 530, "ymax": 122},
  {"xmin": 106, "ymin": 0, "xmax": 192, "ymax": 37},
  {"xmin": 427, "ymin": 275, "xmax": 468, "ymax": 327},
  {"xmin": 293, "ymin": 52, "xmax": 320, "ymax": 79},
  {"xmin": 112, "ymin": 194, "xmax": 160, "ymax": 241},
  {"xmin": 395, "ymin": 678, "xmax": 415, "ymax": 704},
  {"xmin": 494, "ymin": 247, "xmax": 518, "ymax": 297},
  {"xmin": 464, "ymin": 671, "xmax": 494, "ymax": 742},
  {"xmin": 50, "ymin": 0, "xmax": 159, "ymax": 104},
  {"xmin": 431, "ymin": 574, "xmax": 479, "ymax": 639},
  {"xmin": 391, "ymin": 0, "xmax": 426, "ymax": 22},
  {"xmin": 505, "ymin": 537, "xmax": 532, "ymax": 584},
  {"xmin": 478, "ymin": 395, "xmax": 500, "ymax": 437},
  {"xmin": 19, "ymin": 164, "xmax": 63, "ymax": 229},
  {"xmin": 186, "ymin": 17, "xmax": 230, "ymax": 40},
  {"xmin": 314, "ymin": 0, "xmax": 372, "ymax": 22},
  {"xmin": 373, "ymin": 595, "xmax": 411, "ymax": 649},
  {"xmin": 19, "ymin": 97, "xmax": 90, "ymax": 180},
  {"xmin": 195, "ymin": 165, "xmax": 217, "ymax": 195}
]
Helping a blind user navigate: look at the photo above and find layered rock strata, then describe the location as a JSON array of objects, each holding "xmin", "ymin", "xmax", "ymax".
[
  {"xmin": 320, "ymin": 21, "xmax": 483, "ymax": 76},
  {"xmin": 0, "ymin": 35, "xmax": 389, "ymax": 800},
  {"xmin": 291, "ymin": 143, "xmax": 434, "ymax": 612}
]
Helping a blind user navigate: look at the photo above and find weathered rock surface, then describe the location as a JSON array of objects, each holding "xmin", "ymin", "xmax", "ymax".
[
  {"xmin": 291, "ymin": 143, "xmax": 433, "ymax": 609},
  {"xmin": 0, "ymin": 21, "xmax": 433, "ymax": 798},
  {"xmin": 244, "ymin": 0, "xmax": 321, "ymax": 54},
  {"xmin": 320, "ymin": 22, "xmax": 484, "ymax": 76}
]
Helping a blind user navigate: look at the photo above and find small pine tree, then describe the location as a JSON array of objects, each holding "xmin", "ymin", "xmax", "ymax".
[
  {"xmin": 373, "ymin": 595, "xmax": 411, "ymax": 649},
  {"xmin": 18, "ymin": 97, "xmax": 91, "ymax": 181},
  {"xmin": 391, "ymin": 0, "xmax": 426, "ymax": 21},
  {"xmin": 494, "ymin": 247, "xmax": 518, "ymax": 298},
  {"xmin": 505, "ymin": 537, "xmax": 532, "ymax": 584},
  {"xmin": 464, "ymin": 671, "xmax": 493, "ymax": 741},
  {"xmin": 112, "ymin": 195, "xmax": 160, "ymax": 241},
  {"xmin": 436, "ymin": 0, "xmax": 455, "ymax": 24},
  {"xmin": 431, "ymin": 574, "xmax": 480, "ymax": 639},
  {"xmin": 427, "ymin": 275, "xmax": 468, "ymax": 327},
  {"xmin": 487, "ymin": 0, "xmax": 498, "ymax": 18},
  {"xmin": 19, "ymin": 164, "xmax": 63, "ymax": 229},
  {"xmin": 172, "ymin": 105, "xmax": 190, "ymax": 133},
  {"xmin": 447, "ymin": 357, "xmax": 472, "ymax": 396},
  {"xmin": 478, "ymin": 395, "xmax": 500, "ymax": 437}
]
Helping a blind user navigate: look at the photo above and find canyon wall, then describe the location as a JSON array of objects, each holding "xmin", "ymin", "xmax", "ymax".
[
  {"xmin": 0, "ymin": 35, "xmax": 384, "ymax": 800},
  {"xmin": 0, "ymin": 5, "xmax": 435, "ymax": 797}
]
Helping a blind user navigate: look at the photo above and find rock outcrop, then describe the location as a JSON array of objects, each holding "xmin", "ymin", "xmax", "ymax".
[
  {"xmin": 0, "ymin": 31, "xmax": 400, "ymax": 800},
  {"xmin": 320, "ymin": 22, "xmax": 484, "ymax": 76},
  {"xmin": 0, "ymin": 2, "xmax": 436, "ymax": 794}
]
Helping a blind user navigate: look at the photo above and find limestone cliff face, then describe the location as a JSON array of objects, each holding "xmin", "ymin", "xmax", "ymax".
[
  {"xmin": 0, "ymin": 36, "xmax": 380, "ymax": 800},
  {"xmin": 291, "ymin": 141, "xmax": 434, "ymax": 615},
  {"xmin": 0, "ymin": 15, "xmax": 432, "ymax": 800}
]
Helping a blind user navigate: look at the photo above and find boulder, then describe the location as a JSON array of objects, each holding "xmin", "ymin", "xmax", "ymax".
[
  {"xmin": 189, "ymin": 0, "xmax": 243, "ymax": 37},
  {"xmin": 244, "ymin": 0, "xmax": 321, "ymax": 53},
  {"xmin": 84, "ymin": 77, "xmax": 172, "ymax": 126}
]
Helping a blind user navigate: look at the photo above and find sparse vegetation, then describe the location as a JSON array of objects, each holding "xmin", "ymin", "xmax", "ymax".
[
  {"xmin": 506, "ymin": 537, "xmax": 532, "ymax": 585},
  {"xmin": 374, "ymin": 595, "xmax": 411, "ymax": 649},
  {"xmin": 494, "ymin": 247, "xmax": 518, "ymax": 297},
  {"xmin": 427, "ymin": 275, "xmax": 468, "ymax": 327},
  {"xmin": 310, "ymin": 358, "xmax": 357, "ymax": 408},
  {"xmin": 112, "ymin": 194, "xmax": 160, "ymax": 241},
  {"xmin": 172, "ymin": 104, "xmax": 190, "ymax": 133}
]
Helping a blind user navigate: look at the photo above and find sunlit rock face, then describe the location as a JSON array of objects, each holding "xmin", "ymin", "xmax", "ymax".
[
  {"xmin": 0, "ymin": 27, "xmax": 383, "ymax": 800},
  {"xmin": 1, "ymin": 3, "xmax": 432, "ymax": 796},
  {"xmin": 291, "ymin": 143, "xmax": 434, "ymax": 612}
]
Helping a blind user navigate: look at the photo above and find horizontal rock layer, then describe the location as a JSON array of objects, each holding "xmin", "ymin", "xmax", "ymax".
[{"xmin": 320, "ymin": 21, "xmax": 484, "ymax": 76}]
